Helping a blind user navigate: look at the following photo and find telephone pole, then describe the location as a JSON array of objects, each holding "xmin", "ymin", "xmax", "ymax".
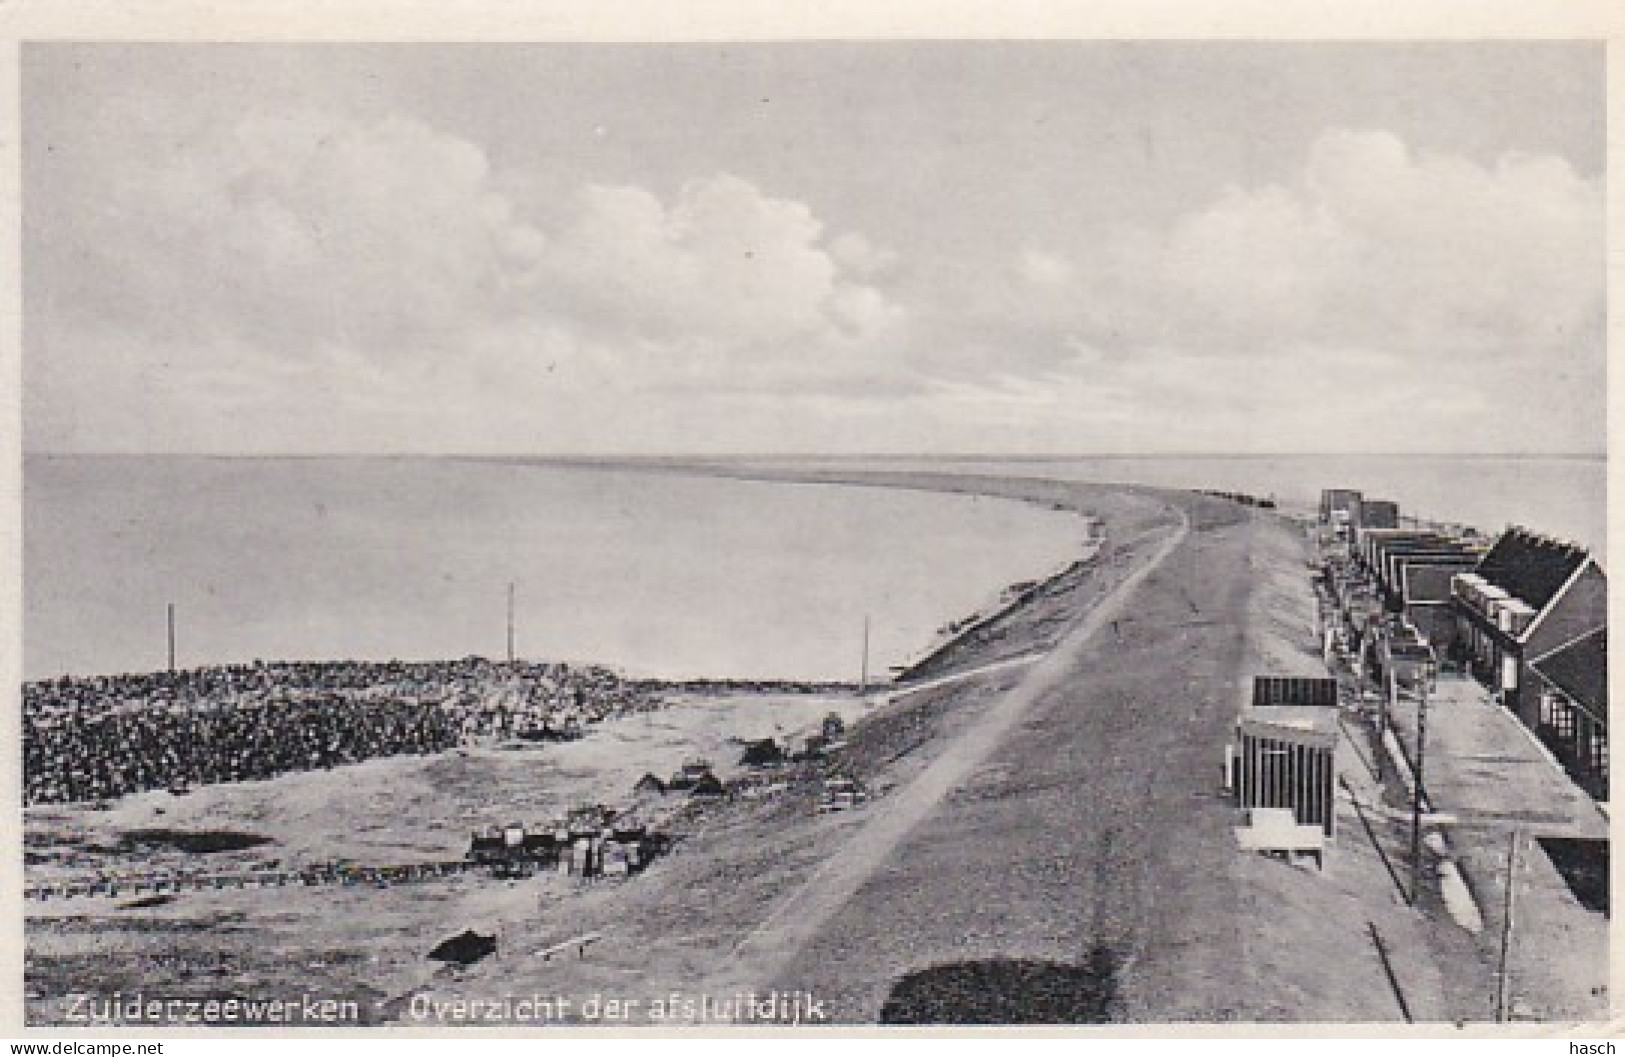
[
  {"xmin": 1408, "ymin": 672, "xmax": 1430, "ymax": 906},
  {"xmin": 1382, "ymin": 657, "xmax": 1395, "ymax": 739},
  {"xmin": 506, "ymin": 582, "xmax": 516, "ymax": 665},
  {"xmin": 1495, "ymin": 829, "xmax": 1522, "ymax": 1021},
  {"xmin": 859, "ymin": 614, "xmax": 870, "ymax": 697},
  {"xmin": 166, "ymin": 603, "xmax": 176, "ymax": 673}
]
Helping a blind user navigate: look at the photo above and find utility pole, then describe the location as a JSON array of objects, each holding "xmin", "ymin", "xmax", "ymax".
[
  {"xmin": 1408, "ymin": 672, "xmax": 1430, "ymax": 906},
  {"xmin": 1495, "ymin": 829, "xmax": 1522, "ymax": 1021},
  {"xmin": 858, "ymin": 615, "xmax": 870, "ymax": 697},
  {"xmin": 1370, "ymin": 659, "xmax": 1390, "ymax": 784},
  {"xmin": 1382, "ymin": 657, "xmax": 1395, "ymax": 741},
  {"xmin": 166, "ymin": 602, "xmax": 176, "ymax": 673},
  {"xmin": 506, "ymin": 582, "xmax": 516, "ymax": 665}
]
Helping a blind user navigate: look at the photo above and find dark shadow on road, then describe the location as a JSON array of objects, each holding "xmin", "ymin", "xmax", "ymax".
[{"xmin": 878, "ymin": 946, "xmax": 1121, "ymax": 1024}]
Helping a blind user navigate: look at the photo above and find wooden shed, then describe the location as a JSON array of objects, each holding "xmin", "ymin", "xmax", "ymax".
[
  {"xmin": 739, "ymin": 738, "xmax": 785, "ymax": 768},
  {"xmin": 1229, "ymin": 707, "xmax": 1338, "ymax": 837},
  {"xmin": 688, "ymin": 772, "xmax": 726, "ymax": 801},
  {"xmin": 1252, "ymin": 676, "xmax": 1339, "ymax": 709}
]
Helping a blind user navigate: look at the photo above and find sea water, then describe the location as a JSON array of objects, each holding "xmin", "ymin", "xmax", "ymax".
[
  {"xmin": 25, "ymin": 453, "xmax": 1604, "ymax": 682},
  {"xmin": 23, "ymin": 456, "xmax": 1089, "ymax": 682},
  {"xmin": 752, "ymin": 454, "xmax": 1607, "ymax": 557}
]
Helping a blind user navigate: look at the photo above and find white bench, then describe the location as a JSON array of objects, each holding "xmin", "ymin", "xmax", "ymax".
[{"xmin": 535, "ymin": 932, "xmax": 603, "ymax": 961}]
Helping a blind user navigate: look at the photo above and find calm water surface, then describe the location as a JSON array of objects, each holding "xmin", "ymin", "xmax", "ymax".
[
  {"xmin": 27, "ymin": 453, "xmax": 1604, "ymax": 682},
  {"xmin": 24, "ymin": 457, "xmax": 1091, "ymax": 681},
  {"xmin": 766, "ymin": 454, "xmax": 1606, "ymax": 556}
]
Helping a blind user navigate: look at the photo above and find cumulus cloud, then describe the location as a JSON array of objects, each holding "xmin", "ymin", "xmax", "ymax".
[
  {"xmin": 828, "ymin": 232, "xmax": 899, "ymax": 279},
  {"xmin": 1068, "ymin": 128, "xmax": 1603, "ymax": 361},
  {"xmin": 26, "ymin": 109, "xmax": 1602, "ymax": 454},
  {"xmin": 66, "ymin": 112, "xmax": 535, "ymax": 358},
  {"xmin": 535, "ymin": 174, "xmax": 904, "ymax": 361},
  {"xmin": 908, "ymin": 127, "xmax": 1603, "ymax": 452},
  {"xmin": 31, "ymin": 108, "xmax": 910, "ymax": 445}
]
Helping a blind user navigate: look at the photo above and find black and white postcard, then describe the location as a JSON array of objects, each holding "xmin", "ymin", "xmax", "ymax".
[{"xmin": 6, "ymin": 1, "xmax": 1616, "ymax": 1037}]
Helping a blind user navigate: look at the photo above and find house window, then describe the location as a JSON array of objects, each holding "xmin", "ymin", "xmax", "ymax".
[
  {"xmin": 1551, "ymin": 698, "xmax": 1577, "ymax": 745},
  {"xmin": 1538, "ymin": 691, "xmax": 1555, "ymax": 730}
]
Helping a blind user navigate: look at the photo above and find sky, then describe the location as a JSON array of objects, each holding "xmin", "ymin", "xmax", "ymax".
[{"xmin": 22, "ymin": 43, "xmax": 1606, "ymax": 455}]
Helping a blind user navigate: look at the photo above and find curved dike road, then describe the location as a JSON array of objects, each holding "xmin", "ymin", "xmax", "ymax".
[
  {"xmin": 688, "ymin": 482, "xmax": 1299, "ymax": 1023},
  {"xmin": 705, "ymin": 494, "xmax": 1194, "ymax": 1012},
  {"xmin": 394, "ymin": 482, "xmax": 1324, "ymax": 1026}
]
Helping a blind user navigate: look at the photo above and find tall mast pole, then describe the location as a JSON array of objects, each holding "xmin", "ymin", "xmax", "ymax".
[
  {"xmin": 1495, "ymin": 829, "xmax": 1521, "ymax": 1021},
  {"xmin": 506, "ymin": 582, "xmax": 516, "ymax": 665},
  {"xmin": 1409, "ymin": 672, "xmax": 1429, "ymax": 905},
  {"xmin": 1383, "ymin": 655, "xmax": 1395, "ymax": 741},
  {"xmin": 167, "ymin": 602, "xmax": 176, "ymax": 673},
  {"xmin": 859, "ymin": 614, "xmax": 870, "ymax": 697}
]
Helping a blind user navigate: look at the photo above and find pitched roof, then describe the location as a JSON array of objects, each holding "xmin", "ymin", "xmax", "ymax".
[
  {"xmin": 1474, "ymin": 528, "xmax": 1591, "ymax": 612},
  {"xmin": 1531, "ymin": 628, "xmax": 1607, "ymax": 722},
  {"xmin": 689, "ymin": 772, "xmax": 726, "ymax": 796}
]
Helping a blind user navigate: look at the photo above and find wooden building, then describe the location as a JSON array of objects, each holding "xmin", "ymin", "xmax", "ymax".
[
  {"xmin": 688, "ymin": 772, "xmax": 726, "ymax": 801},
  {"xmin": 1530, "ymin": 628, "xmax": 1608, "ymax": 801},
  {"xmin": 1356, "ymin": 498, "xmax": 1400, "ymax": 530},
  {"xmin": 668, "ymin": 760, "xmax": 715, "ymax": 792},
  {"xmin": 1319, "ymin": 489, "xmax": 1363, "ymax": 540},
  {"xmin": 739, "ymin": 738, "xmax": 785, "ymax": 768},
  {"xmin": 1252, "ymin": 675, "xmax": 1338, "ymax": 708},
  {"xmin": 1451, "ymin": 527, "xmax": 1606, "ymax": 735},
  {"xmin": 1229, "ymin": 684, "xmax": 1339, "ymax": 839},
  {"xmin": 1355, "ymin": 529, "xmax": 1485, "ymax": 652},
  {"xmin": 1230, "ymin": 709, "xmax": 1338, "ymax": 837}
]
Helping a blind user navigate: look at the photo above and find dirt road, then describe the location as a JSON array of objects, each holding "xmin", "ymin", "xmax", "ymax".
[
  {"xmin": 705, "ymin": 503, "xmax": 1191, "ymax": 1001},
  {"xmin": 753, "ymin": 493, "xmax": 1292, "ymax": 1022}
]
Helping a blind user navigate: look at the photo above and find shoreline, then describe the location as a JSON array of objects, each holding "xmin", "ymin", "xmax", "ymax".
[
  {"xmin": 20, "ymin": 462, "xmax": 1120, "ymax": 820},
  {"xmin": 23, "ymin": 456, "xmax": 1098, "ymax": 687},
  {"xmin": 20, "ymin": 468, "xmax": 1121, "ymax": 814}
]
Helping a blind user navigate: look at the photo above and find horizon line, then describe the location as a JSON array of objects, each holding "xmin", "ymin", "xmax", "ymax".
[{"xmin": 21, "ymin": 449, "xmax": 1609, "ymax": 461}]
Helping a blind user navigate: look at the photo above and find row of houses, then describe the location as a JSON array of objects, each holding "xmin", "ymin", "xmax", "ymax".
[
  {"xmin": 1453, "ymin": 528, "xmax": 1607, "ymax": 799},
  {"xmin": 466, "ymin": 760, "xmax": 729, "ymax": 879},
  {"xmin": 1353, "ymin": 528, "xmax": 1489, "ymax": 649},
  {"xmin": 634, "ymin": 759, "xmax": 727, "ymax": 800},
  {"xmin": 1319, "ymin": 490, "xmax": 1608, "ymax": 801}
]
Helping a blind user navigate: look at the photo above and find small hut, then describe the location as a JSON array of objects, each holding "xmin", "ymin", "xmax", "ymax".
[
  {"xmin": 668, "ymin": 760, "xmax": 714, "ymax": 791},
  {"xmin": 1228, "ymin": 708, "xmax": 1338, "ymax": 837},
  {"xmin": 739, "ymin": 738, "xmax": 785, "ymax": 769},
  {"xmin": 688, "ymin": 772, "xmax": 726, "ymax": 801}
]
